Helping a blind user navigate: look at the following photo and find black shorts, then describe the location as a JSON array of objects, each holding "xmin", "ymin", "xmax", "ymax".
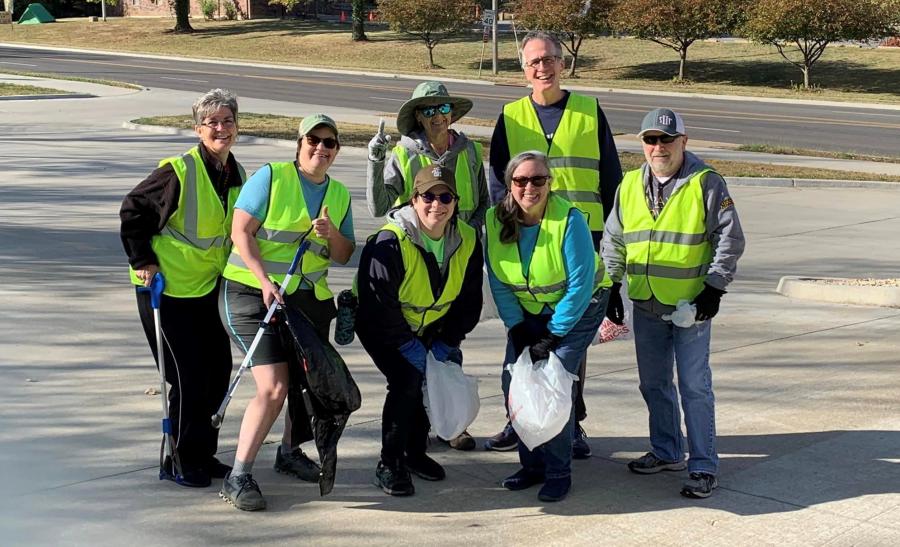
[{"xmin": 218, "ymin": 279, "xmax": 336, "ymax": 366}]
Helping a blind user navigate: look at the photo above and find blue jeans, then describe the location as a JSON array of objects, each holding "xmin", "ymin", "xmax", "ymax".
[
  {"xmin": 632, "ymin": 305, "xmax": 718, "ymax": 475},
  {"xmin": 501, "ymin": 289, "xmax": 608, "ymax": 479}
]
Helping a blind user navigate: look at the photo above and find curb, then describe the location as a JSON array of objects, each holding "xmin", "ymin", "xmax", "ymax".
[
  {"xmin": 5, "ymin": 41, "xmax": 900, "ymax": 111},
  {"xmin": 0, "ymin": 92, "xmax": 95, "ymax": 101},
  {"xmin": 776, "ymin": 276, "xmax": 900, "ymax": 308}
]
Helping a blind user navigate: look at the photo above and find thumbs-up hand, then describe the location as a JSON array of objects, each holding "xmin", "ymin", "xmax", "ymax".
[
  {"xmin": 367, "ymin": 118, "xmax": 392, "ymax": 162},
  {"xmin": 312, "ymin": 205, "xmax": 334, "ymax": 240}
]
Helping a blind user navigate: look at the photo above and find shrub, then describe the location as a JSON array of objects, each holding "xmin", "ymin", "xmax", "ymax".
[
  {"xmin": 200, "ymin": 0, "xmax": 216, "ymax": 20},
  {"xmin": 223, "ymin": 0, "xmax": 238, "ymax": 20}
]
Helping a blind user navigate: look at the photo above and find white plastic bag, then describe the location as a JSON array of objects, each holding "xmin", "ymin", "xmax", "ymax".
[
  {"xmin": 592, "ymin": 280, "xmax": 634, "ymax": 344},
  {"xmin": 423, "ymin": 352, "xmax": 480, "ymax": 440},
  {"xmin": 662, "ymin": 299, "xmax": 697, "ymax": 328},
  {"xmin": 505, "ymin": 349, "xmax": 577, "ymax": 451}
]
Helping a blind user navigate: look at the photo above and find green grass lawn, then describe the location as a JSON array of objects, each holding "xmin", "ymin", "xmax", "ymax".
[
  {"xmin": 134, "ymin": 113, "xmax": 900, "ymax": 182},
  {"xmin": 0, "ymin": 82, "xmax": 68, "ymax": 96},
  {"xmin": 3, "ymin": 18, "xmax": 899, "ymax": 104}
]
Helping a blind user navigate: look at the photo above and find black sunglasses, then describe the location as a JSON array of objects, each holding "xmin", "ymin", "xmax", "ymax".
[
  {"xmin": 305, "ymin": 134, "xmax": 339, "ymax": 149},
  {"xmin": 511, "ymin": 175, "xmax": 551, "ymax": 188},
  {"xmin": 641, "ymin": 134, "xmax": 679, "ymax": 145},
  {"xmin": 419, "ymin": 103, "xmax": 452, "ymax": 118},
  {"xmin": 418, "ymin": 191, "xmax": 456, "ymax": 205}
]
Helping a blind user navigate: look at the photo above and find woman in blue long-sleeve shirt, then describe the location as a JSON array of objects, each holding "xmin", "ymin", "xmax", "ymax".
[{"xmin": 484, "ymin": 151, "xmax": 612, "ymax": 502}]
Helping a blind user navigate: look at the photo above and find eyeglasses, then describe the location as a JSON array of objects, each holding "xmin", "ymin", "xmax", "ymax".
[
  {"xmin": 418, "ymin": 104, "xmax": 452, "ymax": 118},
  {"xmin": 200, "ymin": 119, "xmax": 235, "ymax": 130},
  {"xmin": 641, "ymin": 134, "xmax": 679, "ymax": 145},
  {"xmin": 511, "ymin": 175, "xmax": 551, "ymax": 188},
  {"xmin": 525, "ymin": 55, "xmax": 561, "ymax": 69},
  {"xmin": 305, "ymin": 134, "xmax": 339, "ymax": 149},
  {"xmin": 418, "ymin": 191, "xmax": 456, "ymax": 205}
]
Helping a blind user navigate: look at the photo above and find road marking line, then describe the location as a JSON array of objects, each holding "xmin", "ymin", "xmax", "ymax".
[
  {"xmin": 687, "ymin": 126, "xmax": 741, "ymax": 133},
  {"xmin": 0, "ymin": 61, "xmax": 38, "ymax": 67},
  {"xmin": 830, "ymin": 110, "xmax": 900, "ymax": 118},
  {"xmin": 159, "ymin": 76, "xmax": 209, "ymax": 83},
  {"xmin": 369, "ymin": 96, "xmax": 404, "ymax": 102}
]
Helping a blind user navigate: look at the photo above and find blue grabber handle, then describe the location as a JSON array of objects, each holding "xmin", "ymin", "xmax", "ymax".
[
  {"xmin": 288, "ymin": 240, "xmax": 311, "ymax": 276},
  {"xmin": 137, "ymin": 272, "xmax": 166, "ymax": 309}
]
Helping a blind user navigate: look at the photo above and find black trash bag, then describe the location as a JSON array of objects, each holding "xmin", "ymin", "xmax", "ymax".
[{"xmin": 279, "ymin": 302, "xmax": 362, "ymax": 496}]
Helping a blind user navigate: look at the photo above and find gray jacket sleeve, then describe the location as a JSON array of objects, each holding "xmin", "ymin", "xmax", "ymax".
[
  {"xmin": 702, "ymin": 172, "xmax": 745, "ymax": 290},
  {"xmin": 600, "ymin": 185, "xmax": 627, "ymax": 283},
  {"xmin": 469, "ymin": 145, "xmax": 489, "ymax": 232},
  {"xmin": 365, "ymin": 146, "xmax": 406, "ymax": 217}
]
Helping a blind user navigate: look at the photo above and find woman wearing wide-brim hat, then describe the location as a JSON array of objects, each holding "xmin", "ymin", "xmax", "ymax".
[{"xmin": 367, "ymin": 81, "xmax": 489, "ymax": 235}]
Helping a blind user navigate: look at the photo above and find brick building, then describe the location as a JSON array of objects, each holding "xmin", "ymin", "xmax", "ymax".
[{"xmin": 118, "ymin": 0, "xmax": 286, "ymax": 20}]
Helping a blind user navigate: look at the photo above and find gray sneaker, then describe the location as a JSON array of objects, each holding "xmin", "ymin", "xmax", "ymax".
[
  {"xmin": 220, "ymin": 472, "xmax": 266, "ymax": 511},
  {"xmin": 681, "ymin": 472, "xmax": 718, "ymax": 498},
  {"xmin": 627, "ymin": 452, "xmax": 687, "ymax": 474},
  {"xmin": 274, "ymin": 446, "xmax": 321, "ymax": 482}
]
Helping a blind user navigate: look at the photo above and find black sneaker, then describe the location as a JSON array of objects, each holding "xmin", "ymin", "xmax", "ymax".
[
  {"xmin": 627, "ymin": 452, "xmax": 687, "ymax": 474},
  {"xmin": 538, "ymin": 476, "xmax": 571, "ymax": 502},
  {"xmin": 572, "ymin": 425, "xmax": 592, "ymax": 459},
  {"xmin": 220, "ymin": 472, "xmax": 266, "ymax": 511},
  {"xmin": 274, "ymin": 446, "xmax": 321, "ymax": 482},
  {"xmin": 681, "ymin": 472, "xmax": 718, "ymax": 498},
  {"xmin": 500, "ymin": 468, "xmax": 544, "ymax": 491},
  {"xmin": 484, "ymin": 422, "xmax": 519, "ymax": 452},
  {"xmin": 161, "ymin": 457, "xmax": 211, "ymax": 488},
  {"xmin": 407, "ymin": 454, "xmax": 445, "ymax": 481},
  {"xmin": 204, "ymin": 457, "xmax": 232, "ymax": 479},
  {"xmin": 374, "ymin": 461, "xmax": 414, "ymax": 496}
]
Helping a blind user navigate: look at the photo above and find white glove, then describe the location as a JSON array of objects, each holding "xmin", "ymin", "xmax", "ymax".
[{"xmin": 368, "ymin": 118, "xmax": 392, "ymax": 161}]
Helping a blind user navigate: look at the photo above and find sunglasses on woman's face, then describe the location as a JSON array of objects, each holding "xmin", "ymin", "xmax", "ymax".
[
  {"xmin": 641, "ymin": 134, "xmax": 679, "ymax": 145},
  {"xmin": 418, "ymin": 191, "xmax": 456, "ymax": 205},
  {"xmin": 419, "ymin": 103, "xmax": 452, "ymax": 118},
  {"xmin": 511, "ymin": 175, "xmax": 551, "ymax": 188},
  {"xmin": 305, "ymin": 134, "xmax": 339, "ymax": 149}
]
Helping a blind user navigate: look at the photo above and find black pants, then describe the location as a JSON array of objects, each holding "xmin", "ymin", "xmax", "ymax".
[
  {"xmin": 136, "ymin": 283, "xmax": 232, "ymax": 469},
  {"xmin": 357, "ymin": 330, "xmax": 429, "ymax": 467}
]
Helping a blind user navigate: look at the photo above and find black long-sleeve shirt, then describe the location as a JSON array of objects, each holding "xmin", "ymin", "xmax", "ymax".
[{"xmin": 119, "ymin": 144, "xmax": 243, "ymax": 269}]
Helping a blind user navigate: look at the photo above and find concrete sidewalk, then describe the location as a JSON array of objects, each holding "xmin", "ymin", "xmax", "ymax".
[{"xmin": 1, "ymin": 87, "xmax": 899, "ymax": 546}]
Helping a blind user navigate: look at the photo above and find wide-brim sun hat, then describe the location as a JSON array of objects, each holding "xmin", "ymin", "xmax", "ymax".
[{"xmin": 396, "ymin": 81, "xmax": 474, "ymax": 136}]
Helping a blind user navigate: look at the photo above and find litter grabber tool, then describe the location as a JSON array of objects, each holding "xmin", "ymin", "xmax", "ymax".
[{"xmin": 212, "ymin": 239, "xmax": 311, "ymax": 429}]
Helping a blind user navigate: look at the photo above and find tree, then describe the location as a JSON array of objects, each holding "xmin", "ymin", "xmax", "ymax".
[
  {"xmin": 170, "ymin": 0, "xmax": 193, "ymax": 33},
  {"xmin": 610, "ymin": 0, "xmax": 745, "ymax": 81},
  {"xmin": 743, "ymin": 0, "xmax": 900, "ymax": 89},
  {"xmin": 352, "ymin": 0, "xmax": 368, "ymax": 41},
  {"xmin": 269, "ymin": 0, "xmax": 302, "ymax": 18},
  {"xmin": 515, "ymin": 0, "xmax": 615, "ymax": 78},
  {"xmin": 378, "ymin": 0, "xmax": 477, "ymax": 68}
]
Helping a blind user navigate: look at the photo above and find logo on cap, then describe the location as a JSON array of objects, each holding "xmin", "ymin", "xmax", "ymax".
[
  {"xmin": 432, "ymin": 167, "xmax": 442, "ymax": 178},
  {"xmin": 657, "ymin": 115, "xmax": 673, "ymax": 126}
]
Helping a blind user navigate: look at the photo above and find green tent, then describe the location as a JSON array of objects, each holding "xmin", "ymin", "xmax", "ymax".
[{"xmin": 18, "ymin": 3, "xmax": 55, "ymax": 24}]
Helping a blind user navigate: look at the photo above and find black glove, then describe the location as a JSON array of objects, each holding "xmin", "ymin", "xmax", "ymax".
[
  {"xmin": 605, "ymin": 282, "xmax": 624, "ymax": 325},
  {"xmin": 508, "ymin": 322, "xmax": 531, "ymax": 358},
  {"xmin": 529, "ymin": 332, "xmax": 562, "ymax": 363},
  {"xmin": 692, "ymin": 284, "xmax": 726, "ymax": 322}
]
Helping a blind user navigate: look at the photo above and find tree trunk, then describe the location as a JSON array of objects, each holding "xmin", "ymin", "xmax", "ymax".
[
  {"xmin": 802, "ymin": 65, "xmax": 810, "ymax": 89},
  {"xmin": 568, "ymin": 51, "xmax": 577, "ymax": 78},
  {"xmin": 427, "ymin": 43, "xmax": 435, "ymax": 68},
  {"xmin": 678, "ymin": 47, "xmax": 687, "ymax": 81},
  {"xmin": 174, "ymin": 0, "xmax": 193, "ymax": 33},
  {"xmin": 351, "ymin": 0, "xmax": 367, "ymax": 41}
]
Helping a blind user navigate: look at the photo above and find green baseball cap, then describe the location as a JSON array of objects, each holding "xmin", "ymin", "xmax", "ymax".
[{"xmin": 298, "ymin": 113, "xmax": 339, "ymax": 140}]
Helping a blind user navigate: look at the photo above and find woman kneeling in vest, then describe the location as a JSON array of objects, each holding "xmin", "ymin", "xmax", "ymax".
[
  {"xmin": 218, "ymin": 114, "xmax": 356, "ymax": 511},
  {"xmin": 485, "ymin": 151, "xmax": 612, "ymax": 503},
  {"xmin": 121, "ymin": 89, "xmax": 245, "ymax": 489},
  {"xmin": 356, "ymin": 166, "xmax": 483, "ymax": 496}
]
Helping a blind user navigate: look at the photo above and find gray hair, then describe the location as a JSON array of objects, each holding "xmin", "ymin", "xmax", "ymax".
[
  {"xmin": 521, "ymin": 31, "xmax": 563, "ymax": 63},
  {"xmin": 192, "ymin": 88, "xmax": 239, "ymax": 125},
  {"xmin": 504, "ymin": 150, "xmax": 551, "ymax": 187}
]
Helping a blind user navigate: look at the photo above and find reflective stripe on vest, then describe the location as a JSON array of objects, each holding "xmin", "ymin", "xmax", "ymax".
[
  {"xmin": 222, "ymin": 162, "xmax": 350, "ymax": 299},
  {"xmin": 392, "ymin": 141, "xmax": 481, "ymax": 218},
  {"xmin": 380, "ymin": 220, "xmax": 476, "ymax": 334},
  {"xmin": 503, "ymin": 93, "xmax": 604, "ymax": 231},
  {"xmin": 619, "ymin": 167, "xmax": 713, "ymax": 305},
  {"xmin": 485, "ymin": 193, "xmax": 607, "ymax": 315},
  {"xmin": 129, "ymin": 146, "xmax": 243, "ymax": 298}
]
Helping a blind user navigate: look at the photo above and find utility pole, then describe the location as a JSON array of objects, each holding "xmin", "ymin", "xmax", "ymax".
[
  {"xmin": 491, "ymin": 0, "xmax": 498, "ymax": 75},
  {"xmin": 101, "ymin": 0, "xmax": 106, "ymax": 22}
]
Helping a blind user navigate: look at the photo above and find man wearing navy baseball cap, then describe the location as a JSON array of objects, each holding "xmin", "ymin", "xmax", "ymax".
[{"xmin": 602, "ymin": 107, "xmax": 746, "ymax": 498}]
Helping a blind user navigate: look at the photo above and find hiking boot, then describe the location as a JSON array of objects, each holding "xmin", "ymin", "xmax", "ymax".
[
  {"xmin": 484, "ymin": 422, "xmax": 519, "ymax": 452},
  {"xmin": 274, "ymin": 446, "xmax": 320, "ymax": 482},
  {"xmin": 161, "ymin": 457, "xmax": 211, "ymax": 488},
  {"xmin": 627, "ymin": 452, "xmax": 687, "ymax": 474},
  {"xmin": 204, "ymin": 457, "xmax": 232, "ymax": 479},
  {"xmin": 538, "ymin": 476, "xmax": 571, "ymax": 502},
  {"xmin": 448, "ymin": 431, "xmax": 476, "ymax": 451},
  {"xmin": 681, "ymin": 472, "xmax": 718, "ymax": 499},
  {"xmin": 572, "ymin": 425, "xmax": 592, "ymax": 460},
  {"xmin": 407, "ymin": 454, "xmax": 445, "ymax": 481},
  {"xmin": 501, "ymin": 468, "xmax": 544, "ymax": 491},
  {"xmin": 220, "ymin": 472, "xmax": 266, "ymax": 511},
  {"xmin": 374, "ymin": 461, "xmax": 414, "ymax": 496}
]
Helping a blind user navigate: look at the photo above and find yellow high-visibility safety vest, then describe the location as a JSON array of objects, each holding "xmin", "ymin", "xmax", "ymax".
[
  {"xmin": 485, "ymin": 193, "xmax": 609, "ymax": 315},
  {"xmin": 618, "ymin": 167, "xmax": 713, "ymax": 305},
  {"xmin": 503, "ymin": 93, "xmax": 604, "ymax": 231},
  {"xmin": 222, "ymin": 162, "xmax": 350, "ymax": 300},
  {"xmin": 392, "ymin": 141, "xmax": 481, "ymax": 218},
  {"xmin": 379, "ymin": 220, "xmax": 477, "ymax": 335},
  {"xmin": 129, "ymin": 146, "xmax": 244, "ymax": 298}
]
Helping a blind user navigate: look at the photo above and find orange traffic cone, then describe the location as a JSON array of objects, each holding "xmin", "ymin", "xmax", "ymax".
[
  {"xmin": 340, "ymin": 10, "xmax": 346, "ymax": 22},
  {"xmin": 368, "ymin": 10, "xmax": 374, "ymax": 21}
]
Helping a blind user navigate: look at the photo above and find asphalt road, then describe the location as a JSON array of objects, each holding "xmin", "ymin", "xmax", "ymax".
[{"xmin": 2, "ymin": 43, "xmax": 899, "ymax": 156}]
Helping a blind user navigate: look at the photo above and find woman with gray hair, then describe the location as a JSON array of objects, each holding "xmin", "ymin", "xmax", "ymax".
[
  {"xmin": 120, "ymin": 88, "xmax": 246, "ymax": 489},
  {"xmin": 484, "ymin": 150, "xmax": 612, "ymax": 502}
]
